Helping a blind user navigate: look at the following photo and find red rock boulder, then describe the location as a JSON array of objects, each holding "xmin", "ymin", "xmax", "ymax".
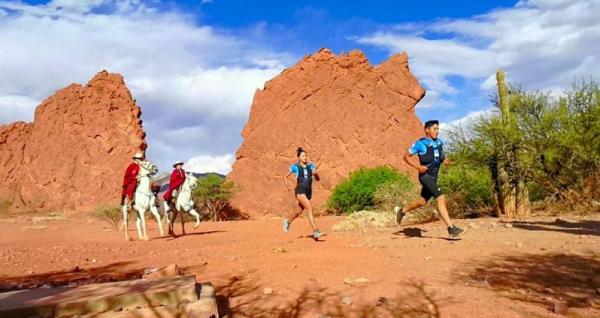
[
  {"xmin": 228, "ymin": 48, "xmax": 426, "ymax": 217},
  {"xmin": 0, "ymin": 71, "xmax": 146, "ymax": 212}
]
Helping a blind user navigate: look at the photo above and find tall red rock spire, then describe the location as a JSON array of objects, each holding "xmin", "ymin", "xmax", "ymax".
[{"xmin": 0, "ymin": 71, "xmax": 147, "ymax": 212}]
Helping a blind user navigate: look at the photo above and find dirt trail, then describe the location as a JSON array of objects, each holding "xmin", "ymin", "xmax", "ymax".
[{"xmin": 1, "ymin": 214, "xmax": 599, "ymax": 317}]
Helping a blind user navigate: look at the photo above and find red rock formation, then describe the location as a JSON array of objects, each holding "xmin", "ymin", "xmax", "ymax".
[
  {"xmin": 0, "ymin": 71, "xmax": 146, "ymax": 212},
  {"xmin": 228, "ymin": 49, "xmax": 426, "ymax": 217}
]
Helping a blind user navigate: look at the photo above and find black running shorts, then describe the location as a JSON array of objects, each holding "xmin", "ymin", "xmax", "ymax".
[
  {"xmin": 419, "ymin": 173, "xmax": 443, "ymax": 201},
  {"xmin": 295, "ymin": 185, "xmax": 313, "ymax": 200}
]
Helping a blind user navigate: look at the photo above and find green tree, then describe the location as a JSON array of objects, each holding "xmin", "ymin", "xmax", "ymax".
[
  {"xmin": 194, "ymin": 174, "xmax": 239, "ymax": 221},
  {"xmin": 446, "ymin": 79, "xmax": 600, "ymax": 213}
]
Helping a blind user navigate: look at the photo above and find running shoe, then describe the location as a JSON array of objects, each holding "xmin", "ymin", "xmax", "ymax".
[
  {"xmin": 312, "ymin": 229, "xmax": 321, "ymax": 240},
  {"xmin": 447, "ymin": 225, "xmax": 465, "ymax": 237},
  {"xmin": 394, "ymin": 206, "xmax": 405, "ymax": 225},
  {"xmin": 283, "ymin": 218, "xmax": 290, "ymax": 233}
]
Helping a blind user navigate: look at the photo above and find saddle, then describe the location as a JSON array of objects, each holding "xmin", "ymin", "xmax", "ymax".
[{"xmin": 150, "ymin": 182, "xmax": 161, "ymax": 194}]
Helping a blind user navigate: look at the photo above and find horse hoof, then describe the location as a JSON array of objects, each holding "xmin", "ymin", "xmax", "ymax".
[
  {"xmin": 143, "ymin": 237, "xmax": 150, "ymax": 241},
  {"xmin": 193, "ymin": 224, "xmax": 200, "ymax": 229}
]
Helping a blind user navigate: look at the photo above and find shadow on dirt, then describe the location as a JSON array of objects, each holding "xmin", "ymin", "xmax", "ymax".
[
  {"xmin": 165, "ymin": 230, "xmax": 226, "ymax": 241},
  {"xmin": 508, "ymin": 219, "xmax": 600, "ymax": 236},
  {"xmin": 393, "ymin": 227, "xmax": 460, "ymax": 241},
  {"xmin": 458, "ymin": 252, "xmax": 600, "ymax": 311},
  {"xmin": 215, "ymin": 272, "xmax": 450, "ymax": 318}
]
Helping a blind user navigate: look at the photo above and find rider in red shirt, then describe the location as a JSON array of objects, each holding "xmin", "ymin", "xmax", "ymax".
[
  {"xmin": 163, "ymin": 160, "xmax": 186, "ymax": 212},
  {"xmin": 121, "ymin": 152, "xmax": 144, "ymax": 208}
]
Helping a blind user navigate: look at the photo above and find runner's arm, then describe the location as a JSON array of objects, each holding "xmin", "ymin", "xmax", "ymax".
[
  {"xmin": 312, "ymin": 163, "xmax": 321, "ymax": 182},
  {"xmin": 403, "ymin": 152, "xmax": 429, "ymax": 174},
  {"xmin": 283, "ymin": 171, "xmax": 293, "ymax": 190}
]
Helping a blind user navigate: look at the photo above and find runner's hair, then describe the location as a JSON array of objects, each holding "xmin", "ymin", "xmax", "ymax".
[{"xmin": 424, "ymin": 120, "xmax": 439, "ymax": 129}]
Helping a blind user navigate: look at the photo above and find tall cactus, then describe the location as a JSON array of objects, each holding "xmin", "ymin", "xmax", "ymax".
[
  {"xmin": 495, "ymin": 70, "xmax": 516, "ymax": 218},
  {"xmin": 497, "ymin": 70, "xmax": 510, "ymax": 123},
  {"xmin": 495, "ymin": 70, "xmax": 530, "ymax": 218}
]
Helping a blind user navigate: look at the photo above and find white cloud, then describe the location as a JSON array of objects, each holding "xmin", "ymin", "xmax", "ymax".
[
  {"xmin": 439, "ymin": 109, "xmax": 495, "ymax": 142},
  {"xmin": 0, "ymin": 0, "xmax": 291, "ymax": 172},
  {"xmin": 0, "ymin": 95, "xmax": 39, "ymax": 123},
  {"xmin": 185, "ymin": 154, "xmax": 234, "ymax": 175},
  {"xmin": 440, "ymin": 110, "xmax": 492, "ymax": 131},
  {"xmin": 358, "ymin": 0, "xmax": 600, "ymax": 109},
  {"xmin": 46, "ymin": 0, "xmax": 107, "ymax": 13},
  {"xmin": 417, "ymin": 90, "xmax": 455, "ymax": 109},
  {"xmin": 131, "ymin": 66, "xmax": 282, "ymax": 118}
]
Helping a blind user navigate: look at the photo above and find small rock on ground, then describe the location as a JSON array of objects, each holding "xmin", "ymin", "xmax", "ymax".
[
  {"xmin": 342, "ymin": 296, "xmax": 353, "ymax": 306},
  {"xmin": 263, "ymin": 287, "xmax": 273, "ymax": 295},
  {"xmin": 550, "ymin": 301, "xmax": 568, "ymax": 314}
]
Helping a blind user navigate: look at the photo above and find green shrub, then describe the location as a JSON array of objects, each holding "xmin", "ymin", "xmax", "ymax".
[
  {"xmin": 373, "ymin": 174, "xmax": 415, "ymax": 211},
  {"xmin": 194, "ymin": 174, "xmax": 239, "ymax": 221},
  {"xmin": 438, "ymin": 163, "xmax": 495, "ymax": 218},
  {"xmin": 328, "ymin": 166, "xmax": 404, "ymax": 213}
]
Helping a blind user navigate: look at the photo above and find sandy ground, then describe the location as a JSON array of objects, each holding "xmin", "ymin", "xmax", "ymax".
[{"xmin": 1, "ymin": 213, "xmax": 599, "ymax": 317}]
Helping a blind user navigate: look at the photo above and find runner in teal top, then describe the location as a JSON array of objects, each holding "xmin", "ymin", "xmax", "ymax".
[
  {"xmin": 283, "ymin": 147, "xmax": 323, "ymax": 240},
  {"xmin": 395, "ymin": 120, "xmax": 465, "ymax": 238}
]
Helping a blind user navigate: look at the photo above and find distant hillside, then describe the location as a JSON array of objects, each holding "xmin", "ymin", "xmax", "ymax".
[{"xmin": 154, "ymin": 172, "xmax": 225, "ymax": 193}]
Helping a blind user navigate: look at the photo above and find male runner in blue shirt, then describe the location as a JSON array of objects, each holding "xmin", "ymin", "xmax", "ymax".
[{"xmin": 395, "ymin": 120, "xmax": 465, "ymax": 237}]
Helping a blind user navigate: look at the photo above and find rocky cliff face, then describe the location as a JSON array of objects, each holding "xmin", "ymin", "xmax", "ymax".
[
  {"xmin": 0, "ymin": 71, "xmax": 147, "ymax": 212},
  {"xmin": 228, "ymin": 49, "xmax": 426, "ymax": 217}
]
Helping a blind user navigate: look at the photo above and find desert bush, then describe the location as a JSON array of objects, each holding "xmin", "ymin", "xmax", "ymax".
[
  {"xmin": 331, "ymin": 210, "xmax": 394, "ymax": 232},
  {"xmin": 373, "ymin": 174, "xmax": 415, "ymax": 211},
  {"xmin": 194, "ymin": 174, "xmax": 239, "ymax": 221},
  {"xmin": 328, "ymin": 166, "xmax": 404, "ymax": 213},
  {"xmin": 91, "ymin": 204, "xmax": 122, "ymax": 230}
]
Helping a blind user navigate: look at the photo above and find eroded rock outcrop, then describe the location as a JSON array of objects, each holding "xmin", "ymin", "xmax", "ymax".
[
  {"xmin": 0, "ymin": 71, "xmax": 146, "ymax": 212},
  {"xmin": 228, "ymin": 49, "xmax": 426, "ymax": 216}
]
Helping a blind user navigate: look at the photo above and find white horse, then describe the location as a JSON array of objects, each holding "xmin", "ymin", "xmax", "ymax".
[
  {"xmin": 123, "ymin": 160, "xmax": 165, "ymax": 241},
  {"xmin": 164, "ymin": 173, "xmax": 201, "ymax": 236}
]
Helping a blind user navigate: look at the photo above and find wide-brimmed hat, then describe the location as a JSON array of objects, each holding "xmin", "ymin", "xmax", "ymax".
[
  {"xmin": 132, "ymin": 152, "xmax": 144, "ymax": 160},
  {"xmin": 173, "ymin": 160, "xmax": 184, "ymax": 168}
]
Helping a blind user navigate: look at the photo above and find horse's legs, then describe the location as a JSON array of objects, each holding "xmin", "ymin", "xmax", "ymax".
[
  {"xmin": 139, "ymin": 210, "xmax": 150, "ymax": 241},
  {"xmin": 135, "ymin": 214, "xmax": 143, "ymax": 240},
  {"xmin": 169, "ymin": 209, "xmax": 179, "ymax": 237},
  {"xmin": 122, "ymin": 204, "xmax": 130, "ymax": 241},
  {"xmin": 163, "ymin": 201, "xmax": 171, "ymax": 225},
  {"xmin": 188, "ymin": 208, "xmax": 200, "ymax": 228},
  {"xmin": 150, "ymin": 199, "xmax": 164, "ymax": 237},
  {"xmin": 180, "ymin": 207, "xmax": 186, "ymax": 235}
]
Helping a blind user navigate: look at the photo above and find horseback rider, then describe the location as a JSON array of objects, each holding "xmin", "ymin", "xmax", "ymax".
[
  {"xmin": 163, "ymin": 160, "xmax": 186, "ymax": 212},
  {"xmin": 121, "ymin": 152, "xmax": 144, "ymax": 211}
]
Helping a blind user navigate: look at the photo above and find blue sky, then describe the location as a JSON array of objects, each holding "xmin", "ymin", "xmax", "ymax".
[{"xmin": 1, "ymin": 0, "xmax": 599, "ymax": 173}]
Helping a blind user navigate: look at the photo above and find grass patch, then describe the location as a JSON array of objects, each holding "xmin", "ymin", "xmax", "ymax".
[{"xmin": 32, "ymin": 211, "xmax": 67, "ymax": 222}]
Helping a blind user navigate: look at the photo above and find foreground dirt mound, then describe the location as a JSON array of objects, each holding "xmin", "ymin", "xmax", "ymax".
[
  {"xmin": 228, "ymin": 48, "xmax": 425, "ymax": 216},
  {"xmin": 0, "ymin": 71, "xmax": 146, "ymax": 212}
]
